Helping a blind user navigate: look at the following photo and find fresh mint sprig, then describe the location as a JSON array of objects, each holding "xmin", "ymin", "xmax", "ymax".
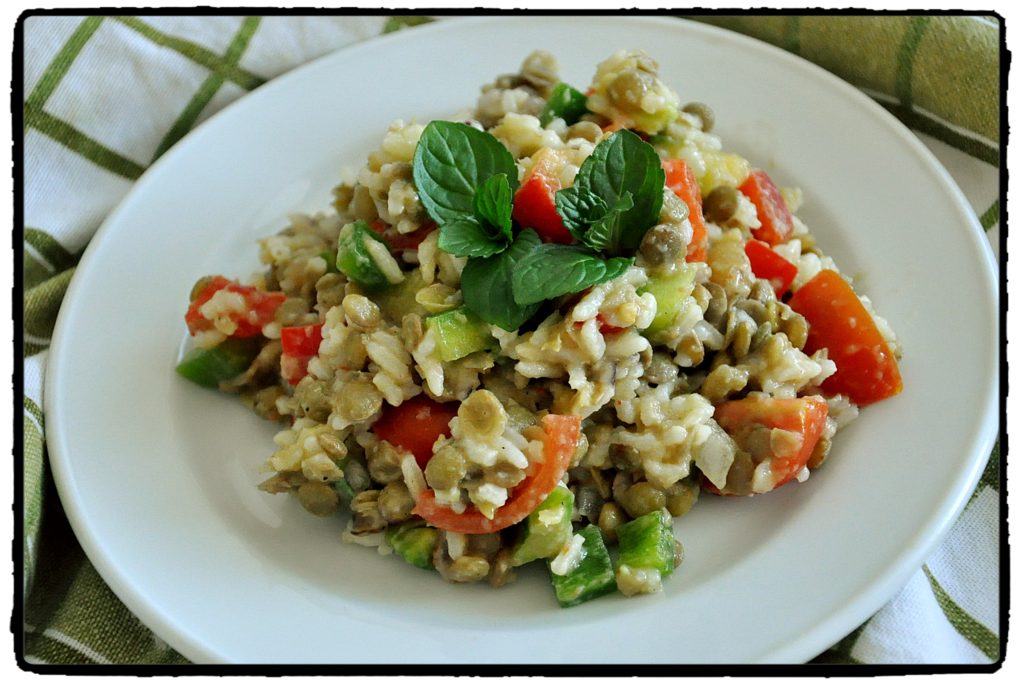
[
  {"xmin": 512, "ymin": 245, "xmax": 633, "ymax": 306},
  {"xmin": 555, "ymin": 129, "xmax": 664, "ymax": 255},
  {"xmin": 411, "ymin": 122, "xmax": 665, "ymax": 332}
]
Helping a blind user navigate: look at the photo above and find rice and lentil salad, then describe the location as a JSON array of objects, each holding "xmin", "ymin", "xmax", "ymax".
[{"xmin": 176, "ymin": 50, "xmax": 903, "ymax": 606}]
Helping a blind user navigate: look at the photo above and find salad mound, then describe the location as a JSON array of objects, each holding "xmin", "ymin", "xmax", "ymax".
[{"xmin": 177, "ymin": 50, "xmax": 902, "ymax": 607}]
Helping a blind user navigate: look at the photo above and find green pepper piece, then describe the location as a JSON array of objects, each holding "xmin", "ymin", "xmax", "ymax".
[
  {"xmin": 175, "ymin": 337, "xmax": 262, "ymax": 388},
  {"xmin": 336, "ymin": 220, "xmax": 392, "ymax": 289},
  {"xmin": 424, "ymin": 307, "xmax": 495, "ymax": 362},
  {"xmin": 550, "ymin": 525, "xmax": 617, "ymax": 607},
  {"xmin": 539, "ymin": 83, "xmax": 589, "ymax": 127}
]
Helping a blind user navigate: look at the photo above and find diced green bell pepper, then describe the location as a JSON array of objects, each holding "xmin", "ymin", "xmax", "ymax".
[
  {"xmin": 539, "ymin": 83, "xmax": 589, "ymax": 127},
  {"xmin": 550, "ymin": 525, "xmax": 617, "ymax": 607},
  {"xmin": 511, "ymin": 484, "xmax": 574, "ymax": 566},
  {"xmin": 336, "ymin": 220, "xmax": 392, "ymax": 289},
  {"xmin": 175, "ymin": 337, "xmax": 262, "ymax": 388},
  {"xmin": 615, "ymin": 509, "xmax": 677, "ymax": 577}
]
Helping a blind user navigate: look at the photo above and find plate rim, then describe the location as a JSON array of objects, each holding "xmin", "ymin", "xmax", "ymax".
[{"xmin": 43, "ymin": 14, "xmax": 1000, "ymax": 665}]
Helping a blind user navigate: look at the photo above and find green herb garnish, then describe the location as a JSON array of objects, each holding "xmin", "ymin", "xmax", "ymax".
[
  {"xmin": 555, "ymin": 129, "xmax": 665, "ymax": 255},
  {"xmin": 412, "ymin": 122, "xmax": 664, "ymax": 332},
  {"xmin": 461, "ymin": 230, "xmax": 543, "ymax": 332}
]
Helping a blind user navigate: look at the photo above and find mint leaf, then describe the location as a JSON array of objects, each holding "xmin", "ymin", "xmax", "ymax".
[
  {"xmin": 555, "ymin": 130, "xmax": 664, "ymax": 255},
  {"xmin": 580, "ymin": 193, "xmax": 635, "ymax": 252},
  {"xmin": 461, "ymin": 230, "xmax": 544, "ymax": 331},
  {"xmin": 512, "ymin": 244, "xmax": 634, "ymax": 305},
  {"xmin": 413, "ymin": 121, "xmax": 518, "ymax": 226},
  {"xmin": 473, "ymin": 174, "xmax": 514, "ymax": 241},
  {"xmin": 556, "ymin": 190, "xmax": 607, "ymax": 241},
  {"xmin": 437, "ymin": 217, "xmax": 507, "ymax": 258}
]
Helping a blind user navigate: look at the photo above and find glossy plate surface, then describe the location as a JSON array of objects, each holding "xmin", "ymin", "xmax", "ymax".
[{"xmin": 46, "ymin": 16, "xmax": 999, "ymax": 664}]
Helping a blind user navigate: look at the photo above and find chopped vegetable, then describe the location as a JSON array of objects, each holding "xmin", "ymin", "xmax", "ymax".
[
  {"xmin": 368, "ymin": 219, "xmax": 437, "ymax": 253},
  {"xmin": 372, "ymin": 394, "xmax": 459, "ymax": 468},
  {"xmin": 744, "ymin": 240, "xmax": 797, "ymax": 298},
  {"xmin": 788, "ymin": 269, "xmax": 903, "ymax": 405},
  {"xmin": 662, "ymin": 159, "xmax": 708, "ymax": 262},
  {"xmin": 550, "ymin": 525, "xmax": 617, "ymax": 607},
  {"xmin": 539, "ymin": 82, "xmax": 589, "ymax": 127},
  {"xmin": 424, "ymin": 307, "xmax": 495, "ymax": 362},
  {"xmin": 511, "ymin": 484, "xmax": 574, "ymax": 566},
  {"xmin": 614, "ymin": 509, "xmax": 677, "ymax": 596},
  {"xmin": 737, "ymin": 169, "xmax": 794, "ymax": 245},
  {"xmin": 175, "ymin": 337, "xmax": 261, "ymax": 387},
  {"xmin": 280, "ymin": 323, "xmax": 323, "ymax": 385},
  {"xmin": 184, "ymin": 276, "xmax": 285, "ymax": 338},
  {"xmin": 640, "ymin": 264, "xmax": 697, "ymax": 338},
  {"xmin": 336, "ymin": 220, "xmax": 395, "ymax": 289},
  {"xmin": 710, "ymin": 395, "xmax": 829, "ymax": 495},
  {"xmin": 386, "ymin": 522, "xmax": 438, "ymax": 570},
  {"xmin": 374, "ymin": 270, "xmax": 428, "ymax": 321},
  {"xmin": 513, "ymin": 148, "xmax": 573, "ymax": 244},
  {"xmin": 412, "ymin": 414, "xmax": 581, "ymax": 534},
  {"xmin": 615, "ymin": 509, "xmax": 676, "ymax": 578}
]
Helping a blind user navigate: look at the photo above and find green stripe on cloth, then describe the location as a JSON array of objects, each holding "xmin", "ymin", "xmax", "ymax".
[
  {"xmin": 25, "ymin": 227, "xmax": 78, "ymax": 272},
  {"xmin": 979, "ymin": 200, "xmax": 999, "ymax": 231},
  {"xmin": 922, "ymin": 565, "xmax": 999, "ymax": 661},
  {"xmin": 113, "ymin": 16, "xmax": 266, "ymax": 91},
  {"xmin": 24, "ymin": 17, "xmax": 103, "ymax": 115},
  {"xmin": 872, "ymin": 99, "xmax": 1000, "ymax": 166},
  {"xmin": 810, "ymin": 621, "xmax": 868, "ymax": 664},
  {"xmin": 24, "ymin": 250, "xmax": 52, "ymax": 290},
  {"xmin": 913, "ymin": 16, "xmax": 1000, "ymax": 142},
  {"xmin": 782, "ymin": 16, "xmax": 802, "ymax": 54},
  {"xmin": 24, "ymin": 341, "xmax": 49, "ymax": 357},
  {"xmin": 683, "ymin": 15, "xmax": 998, "ymax": 145},
  {"xmin": 973, "ymin": 442, "xmax": 1000, "ymax": 499},
  {"xmin": 24, "ymin": 267, "xmax": 75, "ymax": 352},
  {"xmin": 23, "ymin": 468, "xmax": 190, "ymax": 665},
  {"xmin": 25, "ymin": 111, "xmax": 145, "ymax": 180},
  {"xmin": 894, "ymin": 17, "xmax": 931, "ymax": 106},
  {"xmin": 382, "ymin": 16, "xmax": 434, "ymax": 34},
  {"xmin": 23, "ymin": 413, "xmax": 45, "ymax": 588},
  {"xmin": 24, "ymin": 395, "xmax": 45, "ymax": 426},
  {"xmin": 24, "ymin": 632, "xmax": 102, "ymax": 665},
  {"xmin": 151, "ymin": 17, "xmax": 262, "ymax": 160},
  {"xmin": 25, "ymin": 561, "xmax": 189, "ymax": 663}
]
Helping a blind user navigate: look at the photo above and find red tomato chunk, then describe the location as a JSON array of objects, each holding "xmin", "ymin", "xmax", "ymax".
[
  {"xmin": 373, "ymin": 394, "xmax": 460, "ymax": 468},
  {"xmin": 185, "ymin": 276, "xmax": 285, "ymax": 338},
  {"xmin": 788, "ymin": 270, "xmax": 902, "ymax": 406},
  {"xmin": 738, "ymin": 169, "xmax": 794, "ymax": 246}
]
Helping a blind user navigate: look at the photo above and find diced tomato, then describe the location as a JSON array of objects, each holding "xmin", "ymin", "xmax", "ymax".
[
  {"xmin": 368, "ymin": 219, "xmax": 437, "ymax": 252},
  {"xmin": 596, "ymin": 312, "xmax": 627, "ymax": 335},
  {"xmin": 513, "ymin": 149, "xmax": 573, "ymax": 244},
  {"xmin": 280, "ymin": 323, "xmax": 323, "ymax": 385},
  {"xmin": 744, "ymin": 240, "xmax": 798, "ymax": 298},
  {"xmin": 185, "ymin": 276, "xmax": 285, "ymax": 338},
  {"xmin": 738, "ymin": 169, "xmax": 794, "ymax": 246},
  {"xmin": 413, "ymin": 414, "xmax": 581, "ymax": 534},
  {"xmin": 708, "ymin": 396, "xmax": 829, "ymax": 495},
  {"xmin": 373, "ymin": 394, "xmax": 460, "ymax": 468},
  {"xmin": 788, "ymin": 270, "xmax": 903, "ymax": 406},
  {"xmin": 662, "ymin": 159, "xmax": 708, "ymax": 262}
]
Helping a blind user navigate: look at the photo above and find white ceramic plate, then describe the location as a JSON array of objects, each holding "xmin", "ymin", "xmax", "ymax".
[{"xmin": 46, "ymin": 16, "xmax": 999, "ymax": 664}]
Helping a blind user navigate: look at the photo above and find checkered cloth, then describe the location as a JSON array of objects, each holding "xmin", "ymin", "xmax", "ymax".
[{"xmin": 21, "ymin": 14, "xmax": 1001, "ymax": 665}]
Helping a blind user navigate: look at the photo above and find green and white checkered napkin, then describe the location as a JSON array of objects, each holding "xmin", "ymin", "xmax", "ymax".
[{"xmin": 21, "ymin": 14, "xmax": 1001, "ymax": 665}]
